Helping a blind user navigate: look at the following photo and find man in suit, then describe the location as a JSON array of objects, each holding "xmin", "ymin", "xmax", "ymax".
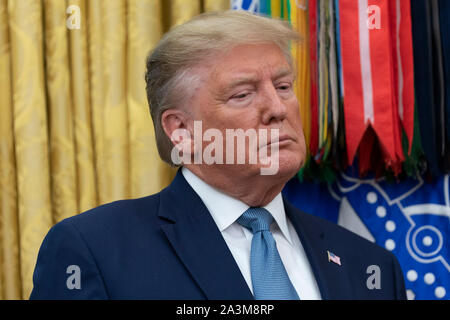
[{"xmin": 30, "ymin": 10, "xmax": 406, "ymax": 300}]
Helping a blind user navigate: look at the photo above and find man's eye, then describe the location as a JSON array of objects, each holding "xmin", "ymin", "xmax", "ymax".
[
  {"xmin": 231, "ymin": 93, "xmax": 249, "ymax": 100},
  {"xmin": 277, "ymin": 84, "xmax": 291, "ymax": 91}
]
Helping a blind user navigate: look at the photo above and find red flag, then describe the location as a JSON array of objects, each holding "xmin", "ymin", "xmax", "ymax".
[
  {"xmin": 309, "ymin": 0, "xmax": 319, "ymax": 156},
  {"xmin": 338, "ymin": 0, "xmax": 414, "ymax": 173}
]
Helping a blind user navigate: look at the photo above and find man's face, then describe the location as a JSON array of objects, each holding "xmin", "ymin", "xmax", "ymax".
[{"xmin": 185, "ymin": 43, "xmax": 306, "ymax": 180}]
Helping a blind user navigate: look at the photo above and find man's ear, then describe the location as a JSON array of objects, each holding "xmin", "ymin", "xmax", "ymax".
[
  {"xmin": 161, "ymin": 109, "xmax": 194, "ymax": 160},
  {"xmin": 161, "ymin": 109, "xmax": 188, "ymax": 142}
]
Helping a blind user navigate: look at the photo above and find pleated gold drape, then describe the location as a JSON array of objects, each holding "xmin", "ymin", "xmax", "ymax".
[{"xmin": 0, "ymin": 0, "xmax": 229, "ymax": 300}]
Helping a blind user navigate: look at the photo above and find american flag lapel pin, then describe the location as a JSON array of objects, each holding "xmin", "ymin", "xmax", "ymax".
[{"xmin": 327, "ymin": 250, "xmax": 341, "ymax": 266}]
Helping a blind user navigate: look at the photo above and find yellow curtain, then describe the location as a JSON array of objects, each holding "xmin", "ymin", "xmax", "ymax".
[
  {"xmin": 294, "ymin": 1, "xmax": 311, "ymax": 151},
  {"xmin": 0, "ymin": 0, "xmax": 229, "ymax": 300}
]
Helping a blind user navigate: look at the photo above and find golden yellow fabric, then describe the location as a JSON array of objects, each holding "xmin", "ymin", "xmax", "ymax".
[
  {"xmin": 87, "ymin": 0, "xmax": 107, "ymax": 205},
  {"xmin": 286, "ymin": 1, "xmax": 311, "ymax": 151},
  {"xmin": 169, "ymin": 0, "xmax": 201, "ymax": 27},
  {"xmin": 292, "ymin": 1, "xmax": 311, "ymax": 150},
  {"xmin": 69, "ymin": 0, "xmax": 99, "ymax": 213},
  {"xmin": 102, "ymin": 0, "xmax": 131, "ymax": 203},
  {"xmin": 271, "ymin": 0, "xmax": 281, "ymax": 18},
  {"xmin": 204, "ymin": 0, "xmax": 230, "ymax": 12},
  {"xmin": 44, "ymin": 0, "xmax": 78, "ymax": 223},
  {"xmin": 289, "ymin": 0, "xmax": 298, "ymax": 97},
  {"xmin": 0, "ymin": 0, "xmax": 21, "ymax": 300},
  {"xmin": 8, "ymin": 0, "xmax": 54, "ymax": 299},
  {"xmin": 0, "ymin": 0, "xmax": 229, "ymax": 300}
]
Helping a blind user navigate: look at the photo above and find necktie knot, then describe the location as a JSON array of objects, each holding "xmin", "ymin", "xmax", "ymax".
[{"xmin": 237, "ymin": 207, "xmax": 273, "ymax": 234}]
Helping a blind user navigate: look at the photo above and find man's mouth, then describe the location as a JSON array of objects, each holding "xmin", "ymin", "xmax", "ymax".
[{"xmin": 259, "ymin": 134, "xmax": 294, "ymax": 149}]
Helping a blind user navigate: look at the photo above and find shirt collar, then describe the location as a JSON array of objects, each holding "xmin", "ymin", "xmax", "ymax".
[{"xmin": 181, "ymin": 167, "xmax": 293, "ymax": 245}]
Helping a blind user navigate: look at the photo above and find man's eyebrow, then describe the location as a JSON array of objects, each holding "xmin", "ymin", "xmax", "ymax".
[
  {"xmin": 222, "ymin": 68, "xmax": 294, "ymax": 93},
  {"xmin": 272, "ymin": 68, "xmax": 294, "ymax": 81},
  {"xmin": 222, "ymin": 75, "xmax": 259, "ymax": 92}
]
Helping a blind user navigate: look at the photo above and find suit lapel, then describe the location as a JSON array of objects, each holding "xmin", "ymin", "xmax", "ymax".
[
  {"xmin": 158, "ymin": 170, "xmax": 253, "ymax": 300},
  {"xmin": 284, "ymin": 198, "xmax": 354, "ymax": 300}
]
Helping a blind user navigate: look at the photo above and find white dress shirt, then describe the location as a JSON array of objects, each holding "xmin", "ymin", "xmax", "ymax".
[{"xmin": 182, "ymin": 167, "xmax": 322, "ymax": 300}]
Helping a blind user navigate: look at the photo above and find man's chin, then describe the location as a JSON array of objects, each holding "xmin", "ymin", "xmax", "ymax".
[
  {"xmin": 276, "ymin": 162, "xmax": 302, "ymax": 178},
  {"xmin": 257, "ymin": 156, "xmax": 303, "ymax": 178}
]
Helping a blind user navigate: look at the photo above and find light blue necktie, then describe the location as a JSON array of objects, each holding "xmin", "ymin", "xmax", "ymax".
[{"xmin": 237, "ymin": 207, "xmax": 300, "ymax": 300}]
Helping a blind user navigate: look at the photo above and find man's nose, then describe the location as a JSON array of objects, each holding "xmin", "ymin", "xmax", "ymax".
[{"xmin": 260, "ymin": 84, "xmax": 288, "ymax": 124}]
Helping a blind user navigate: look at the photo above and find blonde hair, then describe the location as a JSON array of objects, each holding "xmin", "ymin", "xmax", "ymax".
[{"xmin": 145, "ymin": 10, "xmax": 300, "ymax": 165}]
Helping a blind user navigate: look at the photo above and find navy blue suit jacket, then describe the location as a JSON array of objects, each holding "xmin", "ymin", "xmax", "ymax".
[{"xmin": 30, "ymin": 169, "xmax": 406, "ymax": 299}]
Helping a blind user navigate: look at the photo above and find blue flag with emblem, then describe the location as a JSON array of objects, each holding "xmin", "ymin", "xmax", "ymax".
[
  {"xmin": 231, "ymin": 0, "xmax": 260, "ymax": 12},
  {"xmin": 283, "ymin": 168, "xmax": 450, "ymax": 300}
]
